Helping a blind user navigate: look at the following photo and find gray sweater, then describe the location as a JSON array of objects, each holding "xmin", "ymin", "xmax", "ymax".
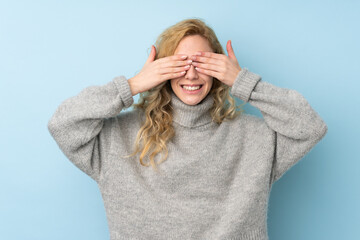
[{"xmin": 48, "ymin": 68, "xmax": 328, "ymax": 240}]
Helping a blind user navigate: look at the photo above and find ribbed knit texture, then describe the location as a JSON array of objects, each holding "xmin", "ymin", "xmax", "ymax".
[
  {"xmin": 171, "ymin": 90, "xmax": 215, "ymax": 128},
  {"xmin": 48, "ymin": 68, "xmax": 328, "ymax": 240}
]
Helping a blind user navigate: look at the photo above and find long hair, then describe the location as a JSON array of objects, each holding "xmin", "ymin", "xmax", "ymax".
[{"xmin": 123, "ymin": 18, "xmax": 244, "ymax": 171}]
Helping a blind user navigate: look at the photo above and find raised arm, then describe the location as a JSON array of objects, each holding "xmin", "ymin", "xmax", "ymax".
[
  {"xmin": 48, "ymin": 47, "xmax": 193, "ymax": 182},
  {"xmin": 230, "ymin": 68, "xmax": 328, "ymax": 185},
  {"xmin": 47, "ymin": 76, "xmax": 134, "ymax": 182}
]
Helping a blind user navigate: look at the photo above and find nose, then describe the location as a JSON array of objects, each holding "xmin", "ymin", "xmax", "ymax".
[{"xmin": 185, "ymin": 64, "xmax": 199, "ymax": 80}]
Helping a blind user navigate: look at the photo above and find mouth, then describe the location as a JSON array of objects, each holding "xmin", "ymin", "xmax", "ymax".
[{"xmin": 180, "ymin": 84, "xmax": 203, "ymax": 91}]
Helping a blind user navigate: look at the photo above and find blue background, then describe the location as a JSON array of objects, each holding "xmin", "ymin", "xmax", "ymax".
[{"xmin": 1, "ymin": 0, "xmax": 359, "ymax": 239}]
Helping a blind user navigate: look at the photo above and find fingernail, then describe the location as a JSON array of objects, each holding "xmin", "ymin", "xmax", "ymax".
[{"xmin": 181, "ymin": 55, "xmax": 187, "ymax": 59}]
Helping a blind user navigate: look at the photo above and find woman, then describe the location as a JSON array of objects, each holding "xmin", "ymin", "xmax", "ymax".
[{"xmin": 48, "ymin": 18, "xmax": 328, "ymax": 240}]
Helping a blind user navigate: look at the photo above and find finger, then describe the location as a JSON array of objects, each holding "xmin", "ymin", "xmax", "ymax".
[
  {"xmin": 194, "ymin": 51, "xmax": 224, "ymax": 60},
  {"xmin": 161, "ymin": 59, "xmax": 193, "ymax": 68},
  {"xmin": 191, "ymin": 54, "xmax": 223, "ymax": 66},
  {"xmin": 194, "ymin": 67, "xmax": 222, "ymax": 80},
  {"xmin": 159, "ymin": 71, "xmax": 186, "ymax": 81},
  {"xmin": 145, "ymin": 45, "xmax": 156, "ymax": 64},
  {"xmin": 226, "ymin": 40, "xmax": 237, "ymax": 60},
  {"xmin": 157, "ymin": 54, "xmax": 188, "ymax": 64},
  {"xmin": 158, "ymin": 64, "xmax": 191, "ymax": 74},
  {"xmin": 191, "ymin": 61, "xmax": 222, "ymax": 72}
]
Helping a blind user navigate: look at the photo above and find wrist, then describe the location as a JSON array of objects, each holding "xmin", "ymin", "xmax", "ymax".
[{"xmin": 128, "ymin": 77, "xmax": 138, "ymax": 96}]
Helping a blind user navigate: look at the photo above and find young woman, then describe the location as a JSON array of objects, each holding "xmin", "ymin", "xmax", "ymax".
[{"xmin": 48, "ymin": 18, "xmax": 328, "ymax": 240}]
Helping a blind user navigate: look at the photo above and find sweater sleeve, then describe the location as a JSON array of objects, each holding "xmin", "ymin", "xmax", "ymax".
[
  {"xmin": 230, "ymin": 68, "xmax": 328, "ymax": 185},
  {"xmin": 47, "ymin": 76, "xmax": 134, "ymax": 183}
]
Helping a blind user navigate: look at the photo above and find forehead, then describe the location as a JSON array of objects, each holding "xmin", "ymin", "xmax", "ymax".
[{"xmin": 174, "ymin": 35, "xmax": 213, "ymax": 55}]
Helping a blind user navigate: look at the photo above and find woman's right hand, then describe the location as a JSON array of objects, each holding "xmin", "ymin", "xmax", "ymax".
[{"xmin": 128, "ymin": 45, "xmax": 193, "ymax": 96}]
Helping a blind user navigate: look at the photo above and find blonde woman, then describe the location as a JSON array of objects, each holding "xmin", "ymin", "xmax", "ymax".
[{"xmin": 48, "ymin": 18, "xmax": 328, "ymax": 240}]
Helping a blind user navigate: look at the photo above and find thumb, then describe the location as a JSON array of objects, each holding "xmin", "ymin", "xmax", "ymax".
[
  {"xmin": 145, "ymin": 45, "xmax": 156, "ymax": 64},
  {"xmin": 226, "ymin": 40, "xmax": 237, "ymax": 60}
]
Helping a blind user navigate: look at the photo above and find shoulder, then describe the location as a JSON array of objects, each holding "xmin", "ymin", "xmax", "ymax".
[
  {"xmin": 116, "ymin": 107, "xmax": 143, "ymax": 122},
  {"xmin": 110, "ymin": 108, "xmax": 143, "ymax": 132},
  {"xmin": 226, "ymin": 112, "xmax": 273, "ymax": 136},
  {"xmin": 227, "ymin": 112, "xmax": 262, "ymax": 126}
]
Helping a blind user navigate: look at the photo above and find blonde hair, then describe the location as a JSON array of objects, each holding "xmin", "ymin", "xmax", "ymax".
[{"xmin": 123, "ymin": 18, "xmax": 244, "ymax": 171}]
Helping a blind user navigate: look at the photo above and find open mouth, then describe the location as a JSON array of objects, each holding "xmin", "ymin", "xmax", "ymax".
[{"xmin": 181, "ymin": 85, "xmax": 203, "ymax": 91}]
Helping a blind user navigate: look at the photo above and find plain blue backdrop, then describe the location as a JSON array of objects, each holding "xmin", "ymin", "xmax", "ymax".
[{"xmin": 1, "ymin": 0, "xmax": 359, "ymax": 239}]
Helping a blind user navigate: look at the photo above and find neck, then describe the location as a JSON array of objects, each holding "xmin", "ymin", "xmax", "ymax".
[{"xmin": 170, "ymin": 91, "xmax": 215, "ymax": 128}]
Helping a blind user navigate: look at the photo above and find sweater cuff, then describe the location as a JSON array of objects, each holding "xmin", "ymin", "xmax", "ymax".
[
  {"xmin": 113, "ymin": 75, "xmax": 134, "ymax": 108},
  {"xmin": 230, "ymin": 68, "xmax": 262, "ymax": 102}
]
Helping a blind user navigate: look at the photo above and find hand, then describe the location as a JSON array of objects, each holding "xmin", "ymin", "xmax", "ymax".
[
  {"xmin": 190, "ymin": 40, "xmax": 242, "ymax": 87},
  {"xmin": 128, "ymin": 45, "xmax": 193, "ymax": 95}
]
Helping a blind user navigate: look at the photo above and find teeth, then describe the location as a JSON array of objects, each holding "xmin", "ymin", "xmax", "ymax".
[{"xmin": 182, "ymin": 85, "xmax": 201, "ymax": 91}]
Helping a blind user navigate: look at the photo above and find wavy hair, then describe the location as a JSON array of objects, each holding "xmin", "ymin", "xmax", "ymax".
[{"xmin": 123, "ymin": 18, "xmax": 244, "ymax": 171}]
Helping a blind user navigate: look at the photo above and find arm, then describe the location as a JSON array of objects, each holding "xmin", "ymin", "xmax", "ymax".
[
  {"xmin": 230, "ymin": 68, "xmax": 328, "ymax": 185},
  {"xmin": 47, "ymin": 76, "xmax": 134, "ymax": 182}
]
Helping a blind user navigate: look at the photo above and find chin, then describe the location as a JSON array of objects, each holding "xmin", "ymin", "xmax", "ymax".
[{"xmin": 180, "ymin": 97, "xmax": 204, "ymax": 106}]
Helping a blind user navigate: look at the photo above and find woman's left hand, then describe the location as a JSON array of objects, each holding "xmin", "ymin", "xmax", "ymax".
[{"xmin": 190, "ymin": 40, "xmax": 242, "ymax": 87}]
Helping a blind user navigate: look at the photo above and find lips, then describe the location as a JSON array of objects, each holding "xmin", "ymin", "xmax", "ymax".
[
  {"xmin": 180, "ymin": 84, "xmax": 203, "ymax": 89},
  {"xmin": 180, "ymin": 84, "xmax": 203, "ymax": 87},
  {"xmin": 181, "ymin": 84, "xmax": 203, "ymax": 93}
]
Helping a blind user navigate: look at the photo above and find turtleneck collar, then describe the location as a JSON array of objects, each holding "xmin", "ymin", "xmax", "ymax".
[{"xmin": 170, "ymin": 91, "xmax": 215, "ymax": 128}]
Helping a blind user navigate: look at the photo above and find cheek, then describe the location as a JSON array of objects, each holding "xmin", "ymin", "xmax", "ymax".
[
  {"xmin": 170, "ymin": 76, "xmax": 182, "ymax": 83},
  {"xmin": 170, "ymin": 79, "xmax": 178, "ymax": 90},
  {"xmin": 206, "ymin": 78, "xmax": 213, "ymax": 87}
]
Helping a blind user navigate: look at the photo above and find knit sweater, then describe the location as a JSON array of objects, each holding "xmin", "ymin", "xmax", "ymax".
[{"xmin": 48, "ymin": 68, "xmax": 328, "ymax": 240}]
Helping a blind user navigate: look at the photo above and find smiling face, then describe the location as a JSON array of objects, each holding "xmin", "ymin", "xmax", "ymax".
[{"xmin": 170, "ymin": 34, "xmax": 214, "ymax": 106}]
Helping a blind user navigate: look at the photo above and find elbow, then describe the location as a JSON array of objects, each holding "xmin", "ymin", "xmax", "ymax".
[
  {"xmin": 297, "ymin": 118, "xmax": 328, "ymax": 142},
  {"xmin": 311, "ymin": 120, "xmax": 328, "ymax": 143},
  {"xmin": 47, "ymin": 115, "xmax": 61, "ymax": 138},
  {"xmin": 318, "ymin": 121, "xmax": 328, "ymax": 139}
]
